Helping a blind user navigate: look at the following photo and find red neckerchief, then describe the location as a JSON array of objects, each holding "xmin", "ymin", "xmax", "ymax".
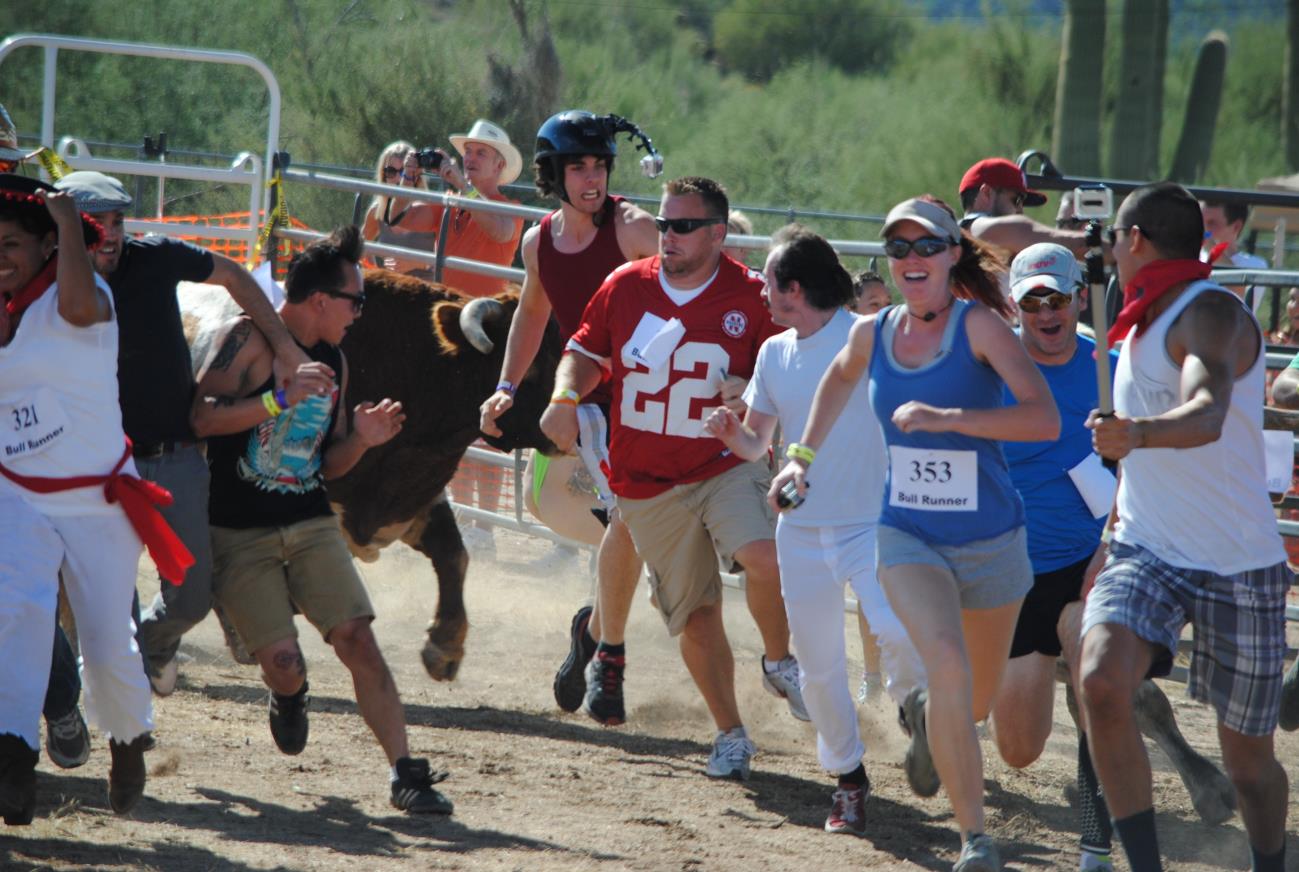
[
  {"xmin": 0, "ymin": 439, "xmax": 195, "ymax": 584},
  {"xmin": 1108, "ymin": 258, "xmax": 1213, "ymax": 345},
  {"xmin": 1206, "ymin": 241, "xmax": 1230, "ymax": 265},
  {"xmin": 4, "ymin": 256, "xmax": 57, "ymax": 322}
]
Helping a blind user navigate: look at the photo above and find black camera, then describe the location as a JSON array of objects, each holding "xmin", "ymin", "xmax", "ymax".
[
  {"xmin": 775, "ymin": 480, "xmax": 806, "ymax": 511},
  {"xmin": 415, "ymin": 147, "xmax": 443, "ymax": 171}
]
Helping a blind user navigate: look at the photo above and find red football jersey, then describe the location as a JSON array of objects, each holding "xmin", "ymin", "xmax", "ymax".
[{"xmin": 568, "ymin": 254, "xmax": 777, "ymax": 498}]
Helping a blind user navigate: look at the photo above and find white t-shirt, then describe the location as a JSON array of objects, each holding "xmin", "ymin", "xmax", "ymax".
[
  {"xmin": 744, "ymin": 307, "xmax": 886, "ymax": 527},
  {"xmin": 0, "ymin": 276, "xmax": 135, "ymax": 516}
]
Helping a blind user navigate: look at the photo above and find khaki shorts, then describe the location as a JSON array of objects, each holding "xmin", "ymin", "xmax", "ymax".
[
  {"xmin": 617, "ymin": 460, "xmax": 775, "ymax": 636},
  {"xmin": 211, "ymin": 514, "xmax": 375, "ymax": 653}
]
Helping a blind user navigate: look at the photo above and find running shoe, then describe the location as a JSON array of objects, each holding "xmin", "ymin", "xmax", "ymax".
[
  {"xmin": 953, "ymin": 834, "xmax": 1002, "ymax": 872},
  {"xmin": 268, "ymin": 682, "xmax": 309, "ymax": 756},
  {"xmin": 824, "ymin": 781, "xmax": 870, "ymax": 836},
  {"xmin": 901, "ymin": 687, "xmax": 941, "ymax": 798},
  {"xmin": 705, "ymin": 727, "xmax": 756, "ymax": 781},
  {"xmin": 761, "ymin": 655, "xmax": 811, "ymax": 722},
  {"xmin": 390, "ymin": 757, "xmax": 454, "ymax": 815},
  {"xmin": 553, "ymin": 605, "xmax": 596, "ymax": 712},
  {"xmin": 582, "ymin": 650, "xmax": 626, "ymax": 726},
  {"xmin": 45, "ymin": 707, "xmax": 91, "ymax": 769},
  {"xmin": 108, "ymin": 734, "xmax": 148, "ymax": 814}
]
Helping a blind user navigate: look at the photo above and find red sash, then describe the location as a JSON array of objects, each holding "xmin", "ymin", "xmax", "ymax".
[
  {"xmin": 0, "ymin": 439, "xmax": 195, "ymax": 584},
  {"xmin": 1107, "ymin": 258, "xmax": 1213, "ymax": 345}
]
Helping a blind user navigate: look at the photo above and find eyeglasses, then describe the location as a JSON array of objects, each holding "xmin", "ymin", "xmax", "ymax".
[
  {"xmin": 654, "ymin": 216, "xmax": 725, "ymax": 235},
  {"xmin": 1105, "ymin": 224, "xmax": 1155, "ymax": 247},
  {"xmin": 327, "ymin": 289, "xmax": 366, "ymax": 314},
  {"xmin": 1003, "ymin": 190, "xmax": 1027, "ymax": 209},
  {"xmin": 382, "ymin": 166, "xmax": 402, "ymax": 178},
  {"xmin": 883, "ymin": 236, "xmax": 953, "ymax": 259},
  {"xmin": 1017, "ymin": 291, "xmax": 1074, "ymax": 313}
]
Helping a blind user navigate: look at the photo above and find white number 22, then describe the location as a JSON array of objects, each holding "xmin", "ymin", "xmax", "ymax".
[{"xmin": 621, "ymin": 342, "xmax": 730, "ymax": 437}]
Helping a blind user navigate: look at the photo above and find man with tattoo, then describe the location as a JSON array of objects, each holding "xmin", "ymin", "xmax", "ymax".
[
  {"xmin": 56, "ymin": 171, "xmax": 310, "ymax": 697},
  {"xmin": 191, "ymin": 226, "xmax": 453, "ymax": 814}
]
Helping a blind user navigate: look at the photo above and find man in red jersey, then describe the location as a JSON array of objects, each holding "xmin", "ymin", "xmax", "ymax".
[
  {"xmin": 541, "ymin": 177, "xmax": 803, "ymax": 780},
  {"xmin": 479, "ymin": 111, "xmax": 659, "ymax": 726}
]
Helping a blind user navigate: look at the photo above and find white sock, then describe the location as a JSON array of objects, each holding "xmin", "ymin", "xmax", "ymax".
[
  {"xmin": 1079, "ymin": 848, "xmax": 1112, "ymax": 871},
  {"xmin": 762, "ymin": 656, "xmax": 788, "ymax": 672},
  {"xmin": 390, "ymin": 766, "xmax": 400, "ymax": 783}
]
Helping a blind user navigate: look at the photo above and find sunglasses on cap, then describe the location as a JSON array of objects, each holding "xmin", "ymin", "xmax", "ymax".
[
  {"xmin": 1017, "ymin": 291, "xmax": 1074, "ymax": 313},
  {"xmin": 883, "ymin": 236, "xmax": 953, "ymax": 259},
  {"xmin": 654, "ymin": 216, "xmax": 725, "ymax": 235},
  {"xmin": 327, "ymin": 289, "xmax": 366, "ymax": 314}
]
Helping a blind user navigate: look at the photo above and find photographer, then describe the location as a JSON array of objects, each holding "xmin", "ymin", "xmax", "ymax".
[
  {"xmin": 378, "ymin": 120, "xmax": 524, "ymax": 297},
  {"xmin": 360, "ymin": 141, "xmax": 435, "ymax": 274}
]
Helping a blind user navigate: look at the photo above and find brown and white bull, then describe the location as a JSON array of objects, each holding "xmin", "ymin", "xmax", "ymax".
[{"xmin": 183, "ymin": 269, "xmax": 560, "ymax": 681}]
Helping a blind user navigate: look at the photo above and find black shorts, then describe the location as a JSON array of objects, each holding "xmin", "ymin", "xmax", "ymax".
[{"xmin": 1008, "ymin": 553, "xmax": 1092, "ymax": 659}]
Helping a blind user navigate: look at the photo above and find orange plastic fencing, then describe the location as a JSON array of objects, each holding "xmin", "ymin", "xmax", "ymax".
[
  {"xmin": 450, "ymin": 442, "xmax": 519, "ymax": 518},
  {"xmin": 152, "ymin": 211, "xmax": 312, "ymax": 280}
]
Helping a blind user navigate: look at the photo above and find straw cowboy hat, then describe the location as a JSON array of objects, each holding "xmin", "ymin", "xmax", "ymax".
[{"xmin": 449, "ymin": 120, "xmax": 523, "ymax": 185}]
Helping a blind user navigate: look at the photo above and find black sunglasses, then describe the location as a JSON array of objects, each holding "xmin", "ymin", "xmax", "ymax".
[
  {"xmin": 883, "ymin": 237, "xmax": 953, "ymax": 259},
  {"xmin": 1017, "ymin": 291, "xmax": 1074, "ymax": 313},
  {"xmin": 382, "ymin": 166, "xmax": 402, "ymax": 177},
  {"xmin": 1105, "ymin": 224, "xmax": 1155, "ymax": 248},
  {"xmin": 327, "ymin": 289, "xmax": 366, "ymax": 314},
  {"xmin": 654, "ymin": 216, "xmax": 725, "ymax": 235}
]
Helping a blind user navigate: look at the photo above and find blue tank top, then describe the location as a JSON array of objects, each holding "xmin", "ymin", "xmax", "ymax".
[{"xmin": 869, "ymin": 302, "xmax": 1024, "ymax": 545}]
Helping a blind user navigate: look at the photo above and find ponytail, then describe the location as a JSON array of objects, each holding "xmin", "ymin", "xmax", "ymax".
[{"xmin": 951, "ymin": 232, "xmax": 1011, "ymax": 318}]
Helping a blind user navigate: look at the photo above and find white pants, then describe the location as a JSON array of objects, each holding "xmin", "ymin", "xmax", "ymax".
[
  {"xmin": 775, "ymin": 518, "xmax": 926, "ymax": 774},
  {"xmin": 0, "ymin": 489, "xmax": 153, "ymax": 749}
]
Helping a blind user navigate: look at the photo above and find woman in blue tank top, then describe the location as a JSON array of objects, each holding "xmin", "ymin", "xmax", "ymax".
[{"xmin": 771, "ymin": 196, "xmax": 1059, "ymax": 872}]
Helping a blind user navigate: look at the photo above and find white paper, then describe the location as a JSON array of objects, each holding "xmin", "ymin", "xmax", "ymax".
[
  {"xmin": 1067, "ymin": 452, "xmax": 1117, "ymax": 519},
  {"xmin": 252, "ymin": 261, "xmax": 285, "ymax": 308},
  {"xmin": 888, "ymin": 446, "xmax": 978, "ymax": 511},
  {"xmin": 1263, "ymin": 430, "xmax": 1294, "ymax": 495},
  {"xmin": 621, "ymin": 312, "xmax": 685, "ymax": 371},
  {"xmin": 0, "ymin": 387, "xmax": 71, "ymax": 461}
]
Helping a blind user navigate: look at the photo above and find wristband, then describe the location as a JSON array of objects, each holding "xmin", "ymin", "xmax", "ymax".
[
  {"xmin": 496, "ymin": 380, "xmax": 517, "ymax": 396},
  {"xmin": 261, "ymin": 390, "xmax": 284, "ymax": 418},
  {"xmin": 274, "ymin": 388, "xmax": 289, "ymax": 410},
  {"xmin": 550, "ymin": 388, "xmax": 580, "ymax": 407},
  {"xmin": 786, "ymin": 442, "xmax": 817, "ymax": 465}
]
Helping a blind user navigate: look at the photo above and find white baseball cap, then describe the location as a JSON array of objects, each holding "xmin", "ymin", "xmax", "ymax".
[{"xmin": 1009, "ymin": 242, "xmax": 1084, "ymax": 302}]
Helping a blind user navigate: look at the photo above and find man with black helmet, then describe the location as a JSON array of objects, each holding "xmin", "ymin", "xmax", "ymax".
[{"xmin": 479, "ymin": 110, "xmax": 658, "ymax": 726}]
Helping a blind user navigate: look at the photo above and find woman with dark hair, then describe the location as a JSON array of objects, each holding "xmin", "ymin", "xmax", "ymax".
[
  {"xmin": 772, "ymin": 196, "xmax": 1059, "ymax": 871},
  {"xmin": 0, "ymin": 174, "xmax": 176, "ymax": 824}
]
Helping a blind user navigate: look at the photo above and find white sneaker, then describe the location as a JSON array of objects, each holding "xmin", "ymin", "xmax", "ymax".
[
  {"xmin": 856, "ymin": 671, "xmax": 883, "ymax": 706},
  {"xmin": 761, "ymin": 656, "xmax": 811, "ymax": 722},
  {"xmin": 705, "ymin": 726, "xmax": 756, "ymax": 781},
  {"xmin": 149, "ymin": 656, "xmax": 179, "ymax": 697}
]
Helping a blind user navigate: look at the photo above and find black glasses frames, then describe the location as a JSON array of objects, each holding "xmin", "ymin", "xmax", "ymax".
[
  {"xmin": 654, "ymin": 216, "xmax": 726, "ymax": 235},
  {"xmin": 883, "ymin": 237, "xmax": 953, "ymax": 259},
  {"xmin": 328, "ymin": 289, "xmax": 366, "ymax": 314}
]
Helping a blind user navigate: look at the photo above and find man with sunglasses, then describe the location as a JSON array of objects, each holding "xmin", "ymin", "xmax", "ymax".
[
  {"xmin": 958, "ymin": 158, "xmax": 1094, "ymax": 261},
  {"xmin": 55, "ymin": 170, "xmax": 311, "ymax": 702},
  {"xmin": 1083, "ymin": 183, "xmax": 1290, "ymax": 872},
  {"xmin": 992, "ymin": 243, "xmax": 1120, "ymax": 871},
  {"xmin": 541, "ymin": 176, "xmax": 804, "ymax": 779},
  {"xmin": 191, "ymin": 225, "xmax": 453, "ymax": 815}
]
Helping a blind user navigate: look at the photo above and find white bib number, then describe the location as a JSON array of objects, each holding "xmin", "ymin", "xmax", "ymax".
[
  {"xmin": 888, "ymin": 446, "xmax": 977, "ymax": 511},
  {"xmin": 0, "ymin": 388, "xmax": 71, "ymax": 461}
]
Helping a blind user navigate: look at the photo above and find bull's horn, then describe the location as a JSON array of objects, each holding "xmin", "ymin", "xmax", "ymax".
[{"xmin": 459, "ymin": 297, "xmax": 505, "ymax": 355}]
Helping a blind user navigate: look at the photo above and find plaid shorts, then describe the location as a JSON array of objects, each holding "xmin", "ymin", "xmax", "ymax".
[{"xmin": 1082, "ymin": 539, "xmax": 1291, "ymax": 736}]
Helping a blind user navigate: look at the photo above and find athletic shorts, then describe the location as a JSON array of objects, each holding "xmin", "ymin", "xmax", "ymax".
[
  {"xmin": 617, "ymin": 460, "xmax": 775, "ymax": 636},
  {"xmin": 876, "ymin": 524, "xmax": 1032, "ymax": 610},
  {"xmin": 1083, "ymin": 539, "xmax": 1291, "ymax": 736},
  {"xmin": 1009, "ymin": 553, "xmax": 1092, "ymax": 659},
  {"xmin": 212, "ymin": 515, "xmax": 375, "ymax": 653}
]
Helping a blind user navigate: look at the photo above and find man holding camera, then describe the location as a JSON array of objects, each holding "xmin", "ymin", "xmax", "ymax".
[
  {"xmin": 958, "ymin": 157, "xmax": 1095, "ymax": 259},
  {"xmin": 378, "ymin": 120, "xmax": 524, "ymax": 298}
]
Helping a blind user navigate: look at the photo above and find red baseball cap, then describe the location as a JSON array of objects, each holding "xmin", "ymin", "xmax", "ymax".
[{"xmin": 959, "ymin": 158, "xmax": 1046, "ymax": 207}]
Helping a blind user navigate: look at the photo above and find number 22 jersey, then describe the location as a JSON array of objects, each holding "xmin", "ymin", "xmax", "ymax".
[{"xmin": 568, "ymin": 255, "xmax": 777, "ymax": 499}]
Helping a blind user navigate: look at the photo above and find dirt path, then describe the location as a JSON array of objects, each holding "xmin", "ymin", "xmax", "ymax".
[{"xmin": 4, "ymin": 529, "xmax": 1297, "ymax": 871}]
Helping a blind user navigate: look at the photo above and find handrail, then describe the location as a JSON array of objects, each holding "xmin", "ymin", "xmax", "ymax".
[{"xmin": 0, "ymin": 33, "xmax": 281, "ymax": 215}]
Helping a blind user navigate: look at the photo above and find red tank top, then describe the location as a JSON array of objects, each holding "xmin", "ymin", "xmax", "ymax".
[{"xmin": 537, "ymin": 195, "xmax": 628, "ymax": 341}]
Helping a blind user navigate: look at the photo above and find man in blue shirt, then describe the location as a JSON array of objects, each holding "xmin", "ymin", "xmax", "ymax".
[{"xmin": 992, "ymin": 243, "xmax": 1115, "ymax": 871}]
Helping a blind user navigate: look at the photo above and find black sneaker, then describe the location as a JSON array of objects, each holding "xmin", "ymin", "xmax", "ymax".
[
  {"xmin": 269, "ymin": 682, "xmax": 309, "ymax": 756},
  {"xmin": 553, "ymin": 605, "xmax": 596, "ymax": 713},
  {"xmin": 582, "ymin": 650, "xmax": 626, "ymax": 726},
  {"xmin": 0, "ymin": 734, "xmax": 38, "ymax": 826},
  {"xmin": 391, "ymin": 757, "xmax": 453, "ymax": 815},
  {"xmin": 108, "ymin": 734, "xmax": 148, "ymax": 814},
  {"xmin": 900, "ymin": 687, "xmax": 940, "ymax": 798},
  {"xmin": 45, "ymin": 707, "xmax": 91, "ymax": 769}
]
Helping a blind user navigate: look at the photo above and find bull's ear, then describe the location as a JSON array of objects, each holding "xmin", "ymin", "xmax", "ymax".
[{"xmin": 431, "ymin": 302, "xmax": 468, "ymax": 355}]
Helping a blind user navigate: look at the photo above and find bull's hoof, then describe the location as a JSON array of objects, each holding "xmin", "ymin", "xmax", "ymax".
[
  {"xmin": 1180, "ymin": 754, "xmax": 1236, "ymax": 825},
  {"xmin": 421, "ymin": 640, "xmax": 462, "ymax": 682},
  {"xmin": 1279, "ymin": 656, "xmax": 1299, "ymax": 732},
  {"xmin": 421, "ymin": 619, "xmax": 468, "ymax": 682}
]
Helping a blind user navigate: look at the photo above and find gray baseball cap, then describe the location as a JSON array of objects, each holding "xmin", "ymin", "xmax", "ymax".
[
  {"xmin": 55, "ymin": 170, "xmax": 133, "ymax": 213},
  {"xmin": 1009, "ymin": 242, "xmax": 1084, "ymax": 302},
  {"xmin": 880, "ymin": 197, "xmax": 962, "ymax": 244}
]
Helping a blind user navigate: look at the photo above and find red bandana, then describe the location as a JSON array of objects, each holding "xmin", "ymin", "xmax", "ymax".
[
  {"xmin": 4, "ymin": 256, "xmax": 57, "ymax": 323},
  {"xmin": 1107, "ymin": 258, "xmax": 1213, "ymax": 345},
  {"xmin": 0, "ymin": 440, "xmax": 195, "ymax": 584}
]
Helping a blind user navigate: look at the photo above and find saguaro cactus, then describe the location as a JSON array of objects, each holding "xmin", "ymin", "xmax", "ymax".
[
  {"xmin": 1108, "ymin": 0, "xmax": 1169, "ymax": 180},
  {"xmin": 1052, "ymin": 0, "xmax": 1106, "ymax": 176},
  {"xmin": 1169, "ymin": 31, "xmax": 1229, "ymax": 184}
]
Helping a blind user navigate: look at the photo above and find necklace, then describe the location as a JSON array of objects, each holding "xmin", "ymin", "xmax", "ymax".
[{"xmin": 906, "ymin": 295, "xmax": 955, "ymax": 323}]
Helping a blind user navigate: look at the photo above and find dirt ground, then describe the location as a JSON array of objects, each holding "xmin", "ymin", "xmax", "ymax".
[{"xmin": 4, "ymin": 528, "xmax": 1298, "ymax": 872}]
